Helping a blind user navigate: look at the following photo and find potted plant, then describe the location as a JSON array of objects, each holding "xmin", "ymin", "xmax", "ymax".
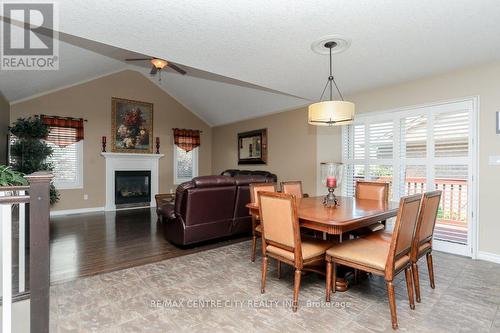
[{"xmin": 9, "ymin": 117, "xmax": 59, "ymax": 204}]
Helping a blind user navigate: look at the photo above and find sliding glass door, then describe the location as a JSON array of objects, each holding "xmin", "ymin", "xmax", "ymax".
[{"xmin": 342, "ymin": 99, "xmax": 477, "ymax": 256}]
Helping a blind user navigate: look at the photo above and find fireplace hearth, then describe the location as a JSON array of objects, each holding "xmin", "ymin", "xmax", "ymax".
[{"xmin": 115, "ymin": 171, "xmax": 151, "ymax": 207}]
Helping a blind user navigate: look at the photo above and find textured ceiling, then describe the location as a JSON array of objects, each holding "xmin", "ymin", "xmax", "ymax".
[{"xmin": 2, "ymin": 0, "xmax": 500, "ymax": 125}]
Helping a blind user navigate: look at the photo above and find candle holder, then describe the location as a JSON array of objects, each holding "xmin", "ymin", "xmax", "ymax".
[
  {"xmin": 321, "ymin": 162, "xmax": 343, "ymax": 207},
  {"xmin": 101, "ymin": 136, "xmax": 107, "ymax": 153},
  {"xmin": 155, "ymin": 137, "xmax": 160, "ymax": 154}
]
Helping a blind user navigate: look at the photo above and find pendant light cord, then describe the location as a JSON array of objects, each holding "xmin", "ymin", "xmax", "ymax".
[{"xmin": 319, "ymin": 44, "xmax": 345, "ymax": 102}]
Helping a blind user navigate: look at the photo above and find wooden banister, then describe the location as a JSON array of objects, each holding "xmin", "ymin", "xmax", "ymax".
[{"xmin": 25, "ymin": 172, "xmax": 53, "ymax": 333}]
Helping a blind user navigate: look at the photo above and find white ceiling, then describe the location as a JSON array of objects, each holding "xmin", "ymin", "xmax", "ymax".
[{"xmin": 3, "ymin": 0, "xmax": 500, "ymax": 125}]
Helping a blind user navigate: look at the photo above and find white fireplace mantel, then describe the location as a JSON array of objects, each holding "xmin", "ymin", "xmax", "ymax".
[{"xmin": 101, "ymin": 152, "xmax": 165, "ymax": 211}]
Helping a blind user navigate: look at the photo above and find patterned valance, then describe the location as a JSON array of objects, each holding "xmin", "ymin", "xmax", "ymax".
[
  {"xmin": 40, "ymin": 115, "xmax": 84, "ymax": 147},
  {"xmin": 173, "ymin": 128, "xmax": 201, "ymax": 152}
]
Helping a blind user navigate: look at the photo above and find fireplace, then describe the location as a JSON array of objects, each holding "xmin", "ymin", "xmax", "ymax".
[{"xmin": 115, "ymin": 171, "xmax": 151, "ymax": 207}]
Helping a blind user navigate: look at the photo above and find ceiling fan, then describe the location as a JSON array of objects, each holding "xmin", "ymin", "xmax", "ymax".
[{"xmin": 125, "ymin": 57, "xmax": 186, "ymax": 80}]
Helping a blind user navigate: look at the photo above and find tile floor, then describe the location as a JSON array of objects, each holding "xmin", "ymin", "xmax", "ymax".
[{"xmin": 51, "ymin": 240, "xmax": 500, "ymax": 332}]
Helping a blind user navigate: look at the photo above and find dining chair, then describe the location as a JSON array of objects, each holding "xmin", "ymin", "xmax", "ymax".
[
  {"xmin": 411, "ymin": 190, "xmax": 441, "ymax": 303},
  {"xmin": 325, "ymin": 193, "xmax": 422, "ymax": 329},
  {"xmin": 281, "ymin": 181, "xmax": 309, "ymax": 198},
  {"xmin": 258, "ymin": 191, "xmax": 335, "ymax": 312},
  {"xmin": 351, "ymin": 180, "xmax": 390, "ymax": 236},
  {"xmin": 249, "ymin": 182, "xmax": 278, "ymax": 262},
  {"xmin": 364, "ymin": 191, "xmax": 442, "ymax": 303}
]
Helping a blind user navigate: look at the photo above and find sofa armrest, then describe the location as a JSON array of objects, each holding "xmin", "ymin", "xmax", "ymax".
[{"xmin": 158, "ymin": 202, "xmax": 176, "ymax": 220}]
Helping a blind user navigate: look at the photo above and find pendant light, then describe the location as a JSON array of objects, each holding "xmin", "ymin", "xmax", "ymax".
[{"xmin": 308, "ymin": 41, "xmax": 355, "ymax": 126}]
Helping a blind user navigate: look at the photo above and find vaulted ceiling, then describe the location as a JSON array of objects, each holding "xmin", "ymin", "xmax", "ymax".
[{"xmin": 2, "ymin": 0, "xmax": 500, "ymax": 126}]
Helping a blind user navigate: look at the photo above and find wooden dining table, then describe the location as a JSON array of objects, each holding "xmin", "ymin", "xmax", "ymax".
[{"xmin": 246, "ymin": 195, "xmax": 399, "ymax": 291}]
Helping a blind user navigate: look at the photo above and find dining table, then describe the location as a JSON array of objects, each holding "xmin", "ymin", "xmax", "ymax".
[{"xmin": 246, "ymin": 195, "xmax": 399, "ymax": 291}]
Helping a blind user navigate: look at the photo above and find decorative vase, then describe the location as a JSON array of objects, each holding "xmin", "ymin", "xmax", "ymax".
[{"xmin": 320, "ymin": 162, "xmax": 343, "ymax": 207}]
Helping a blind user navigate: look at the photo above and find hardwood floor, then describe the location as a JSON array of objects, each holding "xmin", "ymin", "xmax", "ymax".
[{"xmin": 50, "ymin": 208, "xmax": 248, "ymax": 284}]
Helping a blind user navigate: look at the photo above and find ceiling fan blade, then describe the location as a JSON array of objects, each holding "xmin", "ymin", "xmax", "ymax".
[
  {"xmin": 150, "ymin": 66, "xmax": 158, "ymax": 75},
  {"xmin": 125, "ymin": 58, "xmax": 152, "ymax": 61},
  {"xmin": 168, "ymin": 63, "xmax": 187, "ymax": 75}
]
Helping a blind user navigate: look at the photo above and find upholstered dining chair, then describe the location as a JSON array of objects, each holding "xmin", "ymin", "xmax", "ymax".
[
  {"xmin": 351, "ymin": 181, "xmax": 390, "ymax": 235},
  {"xmin": 281, "ymin": 181, "xmax": 309, "ymax": 198},
  {"xmin": 249, "ymin": 182, "xmax": 278, "ymax": 262},
  {"xmin": 258, "ymin": 191, "xmax": 335, "ymax": 312},
  {"xmin": 411, "ymin": 190, "xmax": 441, "ymax": 303},
  {"xmin": 325, "ymin": 194, "xmax": 422, "ymax": 329}
]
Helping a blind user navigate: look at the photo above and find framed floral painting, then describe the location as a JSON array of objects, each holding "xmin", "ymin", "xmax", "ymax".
[{"xmin": 111, "ymin": 97, "xmax": 153, "ymax": 153}]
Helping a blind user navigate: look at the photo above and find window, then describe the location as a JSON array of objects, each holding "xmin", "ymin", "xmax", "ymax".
[
  {"xmin": 342, "ymin": 99, "xmax": 476, "ymax": 255},
  {"xmin": 173, "ymin": 145, "xmax": 198, "ymax": 184},
  {"xmin": 46, "ymin": 132, "xmax": 83, "ymax": 189},
  {"xmin": 42, "ymin": 117, "xmax": 85, "ymax": 190}
]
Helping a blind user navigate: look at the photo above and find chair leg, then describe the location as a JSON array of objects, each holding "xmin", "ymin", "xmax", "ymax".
[
  {"xmin": 386, "ymin": 280, "xmax": 398, "ymax": 330},
  {"xmin": 426, "ymin": 252, "xmax": 435, "ymax": 289},
  {"xmin": 292, "ymin": 269, "xmax": 302, "ymax": 312},
  {"xmin": 404, "ymin": 267, "xmax": 416, "ymax": 310},
  {"xmin": 261, "ymin": 256, "xmax": 268, "ymax": 294},
  {"xmin": 251, "ymin": 235, "xmax": 257, "ymax": 262},
  {"xmin": 412, "ymin": 262, "xmax": 421, "ymax": 303},
  {"xmin": 277, "ymin": 260, "xmax": 281, "ymax": 279},
  {"xmin": 354, "ymin": 269, "xmax": 359, "ymax": 284},
  {"xmin": 326, "ymin": 261, "xmax": 332, "ymax": 302},
  {"xmin": 332, "ymin": 262, "xmax": 337, "ymax": 293}
]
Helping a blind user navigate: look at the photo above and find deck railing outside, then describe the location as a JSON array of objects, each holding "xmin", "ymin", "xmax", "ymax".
[
  {"xmin": 403, "ymin": 177, "xmax": 467, "ymax": 227},
  {"xmin": 0, "ymin": 172, "xmax": 52, "ymax": 333}
]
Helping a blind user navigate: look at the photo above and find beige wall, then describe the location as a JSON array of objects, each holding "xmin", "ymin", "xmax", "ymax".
[
  {"xmin": 10, "ymin": 70, "xmax": 212, "ymax": 211},
  {"xmin": 317, "ymin": 60, "xmax": 500, "ymax": 257},
  {"xmin": 212, "ymin": 107, "xmax": 317, "ymax": 195},
  {"xmin": 0, "ymin": 93, "xmax": 9, "ymax": 165}
]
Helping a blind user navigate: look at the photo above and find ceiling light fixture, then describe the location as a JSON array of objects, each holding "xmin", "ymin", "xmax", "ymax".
[
  {"xmin": 308, "ymin": 41, "xmax": 355, "ymax": 126},
  {"xmin": 151, "ymin": 58, "xmax": 168, "ymax": 70}
]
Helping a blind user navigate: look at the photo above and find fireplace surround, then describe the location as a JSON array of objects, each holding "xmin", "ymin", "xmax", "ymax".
[{"xmin": 101, "ymin": 152, "xmax": 164, "ymax": 211}]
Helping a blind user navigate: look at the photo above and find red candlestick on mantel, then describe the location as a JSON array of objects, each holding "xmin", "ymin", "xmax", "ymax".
[
  {"xmin": 155, "ymin": 137, "xmax": 160, "ymax": 154},
  {"xmin": 101, "ymin": 136, "xmax": 107, "ymax": 152},
  {"xmin": 326, "ymin": 177, "xmax": 337, "ymax": 188}
]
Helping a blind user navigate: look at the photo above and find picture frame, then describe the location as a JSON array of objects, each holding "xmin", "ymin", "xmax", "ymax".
[
  {"xmin": 111, "ymin": 97, "xmax": 153, "ymax": 153},
  {"xmin": 238, "ymin": 128, "xmax": 267, "ymax": 165}
]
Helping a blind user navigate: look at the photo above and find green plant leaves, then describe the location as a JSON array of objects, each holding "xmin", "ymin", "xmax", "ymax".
[{"xmin": 0, "ymin": 165, "xmax": 28, "ymax": 186}]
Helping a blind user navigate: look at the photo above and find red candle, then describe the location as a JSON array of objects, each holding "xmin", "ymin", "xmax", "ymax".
[
  {"xmin": 102, "ymin": 136, "xmax": 106, "ymax": 143},
  {"xmin": 326, "ymin": 177, "xmax": 337, "ymax": 188},
  {"xmin": 156, "ymin": 137, "xmax": 160, "ymax": 144}
]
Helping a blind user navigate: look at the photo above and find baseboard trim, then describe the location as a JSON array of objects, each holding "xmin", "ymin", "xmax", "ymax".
[
  {"xmin": 477, "ymin": 251, "xmax": 500, "ymax": 265},
  {"xmin": 50, "ymin": 207, "xmax": 104, "ymax": 217}
]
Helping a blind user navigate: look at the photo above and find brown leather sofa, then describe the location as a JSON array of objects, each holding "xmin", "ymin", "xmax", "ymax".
[
  {"xmin": 162, "ymin": 174, "xmax": 276, "ymax": 246},
  {"xmin": 220, "ymin": 169, "xmax": 278, "ymax": 182}
]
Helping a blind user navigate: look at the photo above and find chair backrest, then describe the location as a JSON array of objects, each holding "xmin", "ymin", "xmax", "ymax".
[
  {"xmin": 355, "ymin": 181, "xmax": 389, "ymax": 201},
  {"xmin": 250, "ymin": 182, "xmax": 277, "ymax": 204},
  {"xmin": 386, "ymin": 194, "xmax": 422, "ymax": 277},
  {"xmin": 411, "ymin": 191, "xmax": 442, "ymax": 259},
  {"xmin": 258, "ymin": 192, "xmax": 302, "ymax": 264},
  {"xmin": 281, "ymin": 181, "xmax": 304, "ymax": 198}
]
